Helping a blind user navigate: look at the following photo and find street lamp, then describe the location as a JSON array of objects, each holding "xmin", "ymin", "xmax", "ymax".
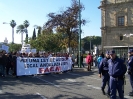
[
  {"xmin": 123, "ymin": 33, "xmax": 133, "ymax": 51},
  {"xmin": 3, "ymin": 22, "xmax": 14, "ymax": 44},
  {"xmin": 90, "ymin": 37, "xmax": 93, "ymax": 53},
  {"xmin": 90, "ymin": 39, "xmax": 91, "ymax": 52},
  {"xmin": 3, "ymin": 22, "xmax": 9, "ymax": 24},
  {"xmin": 78, "ymin": 0, "xmax": 82, "ymax": 68}
]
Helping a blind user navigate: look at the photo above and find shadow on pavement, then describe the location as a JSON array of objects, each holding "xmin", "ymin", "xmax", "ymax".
[
  {"xmin": 0, "ymin": 92, "xmax": 41, "ymax": 99},
  {"xmin": 0, "ymin": 64, "xmax": 98, "ymax": 99}
]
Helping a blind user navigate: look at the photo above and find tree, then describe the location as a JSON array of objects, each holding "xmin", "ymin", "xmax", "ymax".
[
  {"xmin": 34, "ymin": 25, "xmax": 42, "ymax": 37},
  {"xmin": 10, "ymin": 20, "xmax": 16, "ymax": 44},
  {"xmin": 16, "ymin": 24, "xmax": 26, "ymax": 45},
  {"xmin": 32, "ymin": 28, "xmax": 36, "ymax": 40},
  {"xmin": 82, "ymin": 36, "xmax": 101, "ymax": 51},
  {"xmin": 29, "ymin": 31, "xmax": 62, "ymax": 52},
  {"xmin": 37, "ymin": 27, "xmax": 41, "ymax": 36},
  {"xmin": 8, "ymin": 43, "xmax": 22, "ymax": 52},
  {"xmin": 23, "ymin": 20, "xmax": 30, "ymax": 43},
  {"xmin": 44, "ymin": 0, "xmax": 86, "ymax": 52}
]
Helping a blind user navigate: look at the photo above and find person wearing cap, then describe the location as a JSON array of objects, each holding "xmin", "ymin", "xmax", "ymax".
[
  {"xmin": 108, "ymin": 50, "xmax": 127, "ymax": 99},
  {"xmin": 127, "ymin": 49, "xmax": 133, "ymax": 96},
  {"xmin": 98, "ymin": 51, "xmax": 110, "ymax": 96}
]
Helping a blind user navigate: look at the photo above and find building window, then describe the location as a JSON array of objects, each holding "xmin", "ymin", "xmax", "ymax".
[
  {"xmin": 118, "ymin": 16, "xmax": 124, "ymax": 26},
  {"xmin": 120, "ymin": 35, "xmax": 123, "ymax": 40}
]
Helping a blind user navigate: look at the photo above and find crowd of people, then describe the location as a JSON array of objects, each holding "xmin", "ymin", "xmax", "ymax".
[
  {"xmin": 1, "ymin": 49, "xmax": 133, "ymax": 99},
  {"xmin": 0, "ymin": 51, "xmax": 70, "ymax": 78}
]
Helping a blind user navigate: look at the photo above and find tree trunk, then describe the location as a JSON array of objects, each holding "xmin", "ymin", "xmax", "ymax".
[
  {"xmin": 21, "ymin": 32, "xmax": 23, "ymax": 45},
  {"xmin": 26, "ymin": 28, "xmax": 28, "ymax": 43},
  {"xmin": 12, "ymin": 28, "xmax": 14, "ymax": 43},
  {"xmin": 26, "ymin": 34, "xmax": 28, "ymax": 43},
  {"xmin": 68, "ymin": 36, "xmax": 71, "ymax": 53}
]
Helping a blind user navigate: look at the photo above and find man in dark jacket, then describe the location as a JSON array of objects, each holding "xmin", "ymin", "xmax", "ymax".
[
  {"xmin": 127, "ymin": 49, "xmax": 133, "ymax": 96},
  {"xmin": 108, "ymin": 50, "xmax": 127, "ymax": 99},
  {"xmin": 12, "ymin": 52, "xmax": 18, "ymax": 78},
  {"xmin": 0, "ymin": 52, "xmax": 4, "ymax": 77},
  {"xmin": 1, "ymin": 50, "xmax": 8, "ymax": 77},
  {"xmin": 81, "ymin": 54, "xmax": 84, "ymax": 67},
  {"xmin": 99, "ymin": 51, "xmax": 110, "ymax": 96}
]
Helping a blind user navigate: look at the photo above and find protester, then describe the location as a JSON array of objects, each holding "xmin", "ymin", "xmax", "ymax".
[
  {"xmin": 86, "ymin": 53, "xmax": 93, "ymax": 71},
  {"xmin": 93, "ymin": 54, "xmax": 98, "ymax": 67}
]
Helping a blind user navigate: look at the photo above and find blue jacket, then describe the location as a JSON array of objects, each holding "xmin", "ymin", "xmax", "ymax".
[
  {"xmin": 97, "ymin": 56, "xmax": 103, "ymax": 64},
  {"xmin": 99, "ymin": 57, "xmax": 110, "ymax": 74},
  {"xmin": 128, "ymin": 55, "xmax": 133, "ymax": 70},
  {"xmin": 108, "ymin": 57, "xmax": 127, "ymax": 78}
]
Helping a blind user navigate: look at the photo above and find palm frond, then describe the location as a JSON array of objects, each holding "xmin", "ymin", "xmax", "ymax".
[
  {"xmin": 10, "ymin": 20, "xmax": 16, "ymax": 28},
  {"xmin": 23, "ymin": 20, "xmax": 30, "ymax": 28},
  {"xmin": 16, "ymin": 24, "xmax": 26, "ymax": 34}
]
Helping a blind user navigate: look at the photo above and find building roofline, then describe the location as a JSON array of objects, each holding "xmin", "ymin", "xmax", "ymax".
[{"xmin": 103, "ymin": 46, "xmax": 130, "ymax": 48}]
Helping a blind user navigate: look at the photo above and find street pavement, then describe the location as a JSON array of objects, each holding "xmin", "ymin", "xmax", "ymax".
[{"xmin": 0, "ymin": 65, "xmax": 133, "ymax": 99}]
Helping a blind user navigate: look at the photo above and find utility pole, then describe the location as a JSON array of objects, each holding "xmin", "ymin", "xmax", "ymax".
[{"xmin": 78, "ymin": 0, "xmax": 81, "ymax": 68}]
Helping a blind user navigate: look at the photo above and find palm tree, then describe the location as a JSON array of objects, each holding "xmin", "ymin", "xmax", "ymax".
[
  {"xmin": 16, "ymin": 25, "xmax": 26, "ymax": 45},
  {"xmin": 10, "ymin": 20, "xmax": 16, "ymax": 43},
  {"xmin": 23, "ymin": 20, "xmax": 30, "ymax": 43}
]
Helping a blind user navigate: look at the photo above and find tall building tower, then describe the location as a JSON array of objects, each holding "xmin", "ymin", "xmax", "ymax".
[
  {"xmin": 99, "ymin": 0, "xmax": 133, "ymax": 56},
  {"xmin": 4, "ymin": 37, "xmax": 8, "ymax": 44}
]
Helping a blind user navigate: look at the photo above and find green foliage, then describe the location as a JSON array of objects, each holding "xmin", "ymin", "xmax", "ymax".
[
  {"xmin": 16, "ymin": 24, "xmax": 25, "ymax": 33},
  {"xmin": 82, "ymin": 36, "xmax": 101, "ymax": 51},
  {"xmin": 25, "ymin": 33, "xmax": 28, "ymax": 43},
  {"xmin": 37, "ymin": 26, "xmax": 42, "ymax": 36},
  {"xmin": 23, "ymin": 20, "xmax": 30, "ymax": 28},
  {"xmin": 83, "ymin": 54, "xmax": 87, "ymax": 58},
  {"xmin": 23, "ymin": 20, "xmax": 30, "ymax": 43},
  {"xmin": 32, "ymin": 28, "xmax": 36, "ymax": 40},
  {"xmin": 8, "ymin": 43, "xmax": 22, "ymax": 52},
  {"xmin": 44, "ymin": 0, "xmax": 86, "ymax": 49},
  {"xmin": 10, "ymin": 20, "xmax": 16, "ymax": 28},
  {"xmin": 28, "ymin": 0, "xmax": 88, "ymax": 52},
  {"xmin": 29, "ymin": 32, "xmax": 62, "ymax": 52}
]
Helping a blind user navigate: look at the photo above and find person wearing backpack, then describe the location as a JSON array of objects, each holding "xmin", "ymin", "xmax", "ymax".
[{"xmin": 97, "ymin": 53, "xmax": 103, "ymax": 68}]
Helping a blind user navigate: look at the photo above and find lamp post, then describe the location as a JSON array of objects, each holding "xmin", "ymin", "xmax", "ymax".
[
  {"xmin": 78, "ymin": 0, "xmax": 81, "ymax": 68},
  {"xmin": 90, "ymin": 39, "xmax": 91, "ymax": 52},
  {"xmin": 3, "ymin": 22, "xmax": 14, "ymax": 44},
  {"xmin": 90, "ymin": 37, "xmax": 93, "ymax": 53},
  {"xmin": 123, "ymin": 33, "xmax": 133, "ymax": 52}
]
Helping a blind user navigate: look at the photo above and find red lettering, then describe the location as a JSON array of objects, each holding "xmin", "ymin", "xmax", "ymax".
[
  {"xmin": 55, "ymin": 66, "xmax": 61, "ymax": 72},
  {"xmin": 50, "ymin": 67, "xmax": 54, "ymax": 72},
  {"xmin": 39, "ymin": 68, "xmax": 45, "ymax": 74},
  {"xmin": 44, "ymin": 68, "xmax": 49, "ymax": 73}
]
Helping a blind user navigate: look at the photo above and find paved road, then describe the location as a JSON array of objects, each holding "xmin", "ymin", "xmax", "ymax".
[{"xmin": 0, "ymin": 66, "xmax": 133, "ymax": 99}]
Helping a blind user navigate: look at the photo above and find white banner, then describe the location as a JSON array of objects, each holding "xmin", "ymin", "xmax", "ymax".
[{"xmin": 17, "ymin": 57, "xmax": 72, "ymax": 76}]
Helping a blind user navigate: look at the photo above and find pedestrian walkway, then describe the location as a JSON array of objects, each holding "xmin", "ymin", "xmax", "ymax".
[{"xmin": 72, "ymin": 65, "xmax": 98, "ymax": 72}]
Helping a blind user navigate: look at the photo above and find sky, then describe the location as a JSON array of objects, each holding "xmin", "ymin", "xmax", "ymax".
[{"xmin": 0, "ymin": 0, "xmax": 101, "ymax": 44}]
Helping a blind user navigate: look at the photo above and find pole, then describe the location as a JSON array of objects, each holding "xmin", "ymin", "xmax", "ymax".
[
  {"xmin": 128, "ymin": 36, "xmax": 129, "ymax": 52},
  {"xmin": 78, "ymin": 0, "xmax": 81, "ymax": 68},
  {"xmin": 90, "ymin": 39, "xmax": 91, "ymax": 53},
  {"xmin": 12, "ymin": 28, "xmax": 14, "ymax": 44}
]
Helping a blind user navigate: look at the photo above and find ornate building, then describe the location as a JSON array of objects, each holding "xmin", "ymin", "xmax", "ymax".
[{"xmin": 99, "ymin": 0, "xmax": 133, "ymax": 57}]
